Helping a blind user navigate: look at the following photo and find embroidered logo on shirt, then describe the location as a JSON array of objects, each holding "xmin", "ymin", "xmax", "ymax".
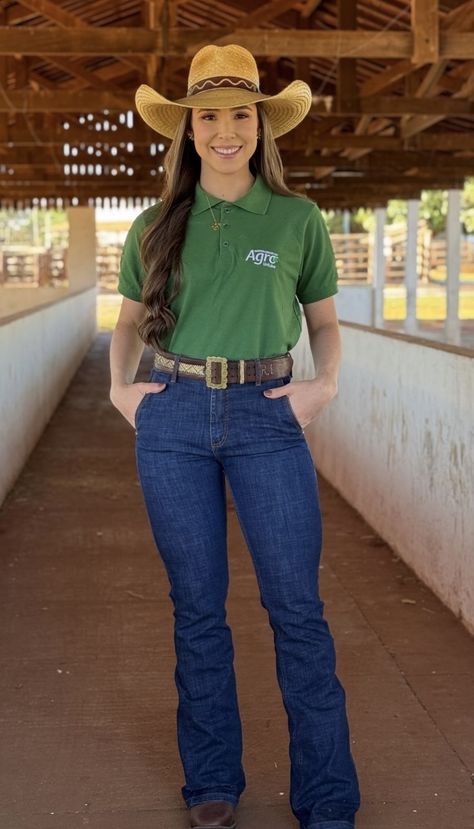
[{"xmin": 245, "ymin": 249, "xmax": 279, "ymax": 269}]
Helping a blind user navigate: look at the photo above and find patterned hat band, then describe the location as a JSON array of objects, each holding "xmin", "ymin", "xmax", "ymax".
[
  {"xmin": 187, "ymin": 76, "xmax": 260, "ymax": 96},
  {"xmin": 135, "ymin": 44, "xmax": 312, "ymax": 139}
]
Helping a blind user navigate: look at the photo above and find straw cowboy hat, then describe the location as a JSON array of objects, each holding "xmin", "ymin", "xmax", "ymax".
[{"xmin": 135, "ymin": 43, "xmax": 312, "ymax": 139}]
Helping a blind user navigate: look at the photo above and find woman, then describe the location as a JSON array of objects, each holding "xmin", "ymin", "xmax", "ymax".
[{"xmin": 109, "ymin": 43, "xmax": 360, "ymax": 829}]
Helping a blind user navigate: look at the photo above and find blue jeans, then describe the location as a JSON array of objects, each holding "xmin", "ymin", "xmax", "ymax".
[{"xmin": 134, "ymin": 362, "xmax": 361, "ymax": 829}]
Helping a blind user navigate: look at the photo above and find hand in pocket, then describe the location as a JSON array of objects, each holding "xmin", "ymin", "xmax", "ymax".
[{"xmin": 110, "ymin": 382, "xmax": 167, "ymax": 429}]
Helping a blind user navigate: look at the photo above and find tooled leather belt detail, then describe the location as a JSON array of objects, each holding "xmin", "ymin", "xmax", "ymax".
[{"xmin": 153, "ymin": 347, "xmax": 293, "ymax": 389}]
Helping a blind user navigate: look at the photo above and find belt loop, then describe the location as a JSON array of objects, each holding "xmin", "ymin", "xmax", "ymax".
[
  {"xmin": 170, "ymin": 353, "xmax": 181, "ymax": 383},
  {"xmin": 255, "ymin": 358, "xmax": 262, "ymax": 386}
]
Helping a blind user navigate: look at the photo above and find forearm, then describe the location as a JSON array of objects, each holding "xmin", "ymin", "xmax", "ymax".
[
  {"xmin": 307, "ymin": 322, "xmax": 341, "ymax": 389},
  {"xmin": 109, "ymin": 321, "xmax": 146, "ymax": 399}
]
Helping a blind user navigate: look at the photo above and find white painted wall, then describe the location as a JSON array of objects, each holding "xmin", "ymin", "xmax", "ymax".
[
  {"xmin": 66, "ymin": 205, "xmax": 98, "ymax": 291},
  {"xmin": 0, "ymin": 288, "xmax": 97, "ymax": 505},
  {"xmin": 334, "ymin": 284, "xmax": 372, "ymax": 324},
  {"xmin": 0, "ymin": 286, "xmax": 71, "ymax": 318},
  {"xmin": 292, "ymin": 320, "xmax": 474, "ymax": 635}
]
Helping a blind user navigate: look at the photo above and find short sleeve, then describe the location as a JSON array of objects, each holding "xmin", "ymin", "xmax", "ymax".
[
  {"xmin": 117, "ymin": 204, "xmax": 161, "ymax": 302},
  {"xmin": 296, "ymin": 204, "xmax": 338, "ymax": 304}
]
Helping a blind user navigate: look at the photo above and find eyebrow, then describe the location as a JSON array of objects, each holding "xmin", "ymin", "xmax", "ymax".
[{"xmin": 196, "ymin": 105, "xmax": 253, "ymax": 112}]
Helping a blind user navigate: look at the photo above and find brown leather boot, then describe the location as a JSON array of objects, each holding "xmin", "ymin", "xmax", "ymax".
[{"xmin": 188, "ymin": 800, "xmax": 237, "ymax": 828}]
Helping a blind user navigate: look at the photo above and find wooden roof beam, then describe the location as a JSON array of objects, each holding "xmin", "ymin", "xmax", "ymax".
[
  {"xmin": 299, "ymin": 0, "xmax": 324, "ymax": 20},
  {"xmin": 402, "ymin": 63, "xmax": 474, "ymax": 138},
  {"xmin": 3, "ymin": 89, "xmax": 473, "ymax": 116},
  {"xmin": 362, "ymin": 0, "xmax": 474, "ymax": 99},
  {"xmin": 15, "ymin": 0, "xmax": 144, "ymax": 73},
  {"xmin": 401, "ymin": 0, "xmax": 474, "ymax": 135},
  {"xmin": 2, "ymin": 27, "xmax": 473, "ymax": 59},
  {"xmin": 341, "ymin": 0, "xmax": 469, "ymax": 164},
  {"xmin": 5, "ymin": 26, "xmax": 474, "ymax": 60},
  {"xmin": 441, "ymin": 0, "xmax": 474, "ymax": 29},
  {"xmin": 336, "ymin": 0, "xmax": 357, "ymax": 110},
  {"xmin": 412, "ymin": 0, "xmax": 439, "ymax": 63},
  {"xmin": 316, "ymin": 0, "xmax": 358, "ymax": 178}
]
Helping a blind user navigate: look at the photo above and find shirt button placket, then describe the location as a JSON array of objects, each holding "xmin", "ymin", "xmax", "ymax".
[{"xmin": 222, "ymin": 205, "xmax": 230, "ymax": 248}]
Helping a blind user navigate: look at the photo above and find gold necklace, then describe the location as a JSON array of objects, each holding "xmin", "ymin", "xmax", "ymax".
[{"xmin": 204, "ymin": 192, "xmax": 221, "ymax": 231}]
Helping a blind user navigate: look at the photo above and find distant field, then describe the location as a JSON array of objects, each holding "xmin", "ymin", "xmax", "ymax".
[
  {"xmin": 429, "ymin": 268, "xmax": 474, "ymax": 283},
  {"xmin": 97, "ymin": 296, "xmax": 121, "ymax": 331},
  {"xmin": 384, "ymin": 292, "xmax": 474, "ymax": 320}
]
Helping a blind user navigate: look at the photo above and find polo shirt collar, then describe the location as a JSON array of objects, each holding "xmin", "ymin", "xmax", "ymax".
[{"xmin": 191, "ymin": 173, "xmax": 272, "ymax": 216}]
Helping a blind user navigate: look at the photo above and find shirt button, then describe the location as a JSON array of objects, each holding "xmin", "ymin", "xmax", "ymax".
[
  {"xmin": 223, "ymin": 223, "xmax": 229, "ymax": 228},
  {"xmin": 223, "ymin": 241, "xmax": 229, "ymax": 247},
  {"xmin": 224, "ymin": 208, "xmax": 230, "ymax": 213}
]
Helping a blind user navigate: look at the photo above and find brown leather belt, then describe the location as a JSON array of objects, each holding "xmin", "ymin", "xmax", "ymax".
[{"xmin": 153, "ymin": 347, "xmax": 293, "ymax": 389}]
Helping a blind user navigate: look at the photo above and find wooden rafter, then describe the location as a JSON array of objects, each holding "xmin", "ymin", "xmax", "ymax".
[
  {"xmin": 318, "ymin": 0, "xmax": 474, "ymax": 177},
  {"xmin": 412, "ymin": 0, "xmax": 439, "ymax": 63},
  {"xmin": 2, "ymin": 89, "xmax": 473, "ymax": 116},
  {"xmin": 15, "ymin": 0, "xmax": 143, "ymax": 74},
  {"xmin": 1, "ymin": 27, "xmax": 473, "ymax": 59},
  {"xmin": 1, "ymin": 0, "xmax": 472, "ymax": 209}
]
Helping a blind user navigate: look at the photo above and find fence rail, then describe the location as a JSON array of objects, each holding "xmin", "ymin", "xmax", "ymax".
[
  {"xmin": 0, "ymin": 247, "xmax": 67, "ymax": 286},
  {"xmin": 332, "ymin": 222, "xmax": 474, "ymax": 283}
]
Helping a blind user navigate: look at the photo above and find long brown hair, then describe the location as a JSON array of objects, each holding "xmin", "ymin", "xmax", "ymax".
[{"xmin": 138, "ymin": 103, "xmax": 305, "ymax": 350}]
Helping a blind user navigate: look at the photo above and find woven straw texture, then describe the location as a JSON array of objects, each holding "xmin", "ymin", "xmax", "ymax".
[
  {"xmin": 187, "ymin": 44, "xmax": 260, "ymax": 92},
  {"xmin": 134, "ymin": 44, "xmax": 312, "ymax": 139}
]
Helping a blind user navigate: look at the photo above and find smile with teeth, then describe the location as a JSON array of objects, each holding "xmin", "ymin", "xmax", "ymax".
[{"xmin": 212, "ymin": 146, "xmax": 242, "ymax": 157}]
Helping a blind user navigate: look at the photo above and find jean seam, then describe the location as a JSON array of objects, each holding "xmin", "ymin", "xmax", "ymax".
[
  {"xmin": 306, "ymin": 821, "xmax": 355, "ymax": 829},
  {"xmin": 185, "ymin": 792, "xmax": 239, "ymax": 808}
]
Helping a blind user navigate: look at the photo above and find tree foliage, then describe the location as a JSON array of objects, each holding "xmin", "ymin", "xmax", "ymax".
[{"xmin": 322, "ymin": 177, "xmax": 474, "ymax": 235}]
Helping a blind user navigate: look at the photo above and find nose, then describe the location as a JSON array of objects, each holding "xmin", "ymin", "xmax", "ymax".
[{"xmin": 215, "ymin": 113, "xmax": 237, "ymax": 136}]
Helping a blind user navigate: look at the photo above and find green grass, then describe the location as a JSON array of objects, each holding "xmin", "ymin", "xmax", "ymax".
[
  {"xmin": 97, "ymin": 301, "xmax": 120, "ymax": 331},
  {"xmin": 429, "ymin": 268, "xmax": 474, "ymax": 284},
  {"xmin": 384, "ymin": 294, "xmax": 474, "ymax": 320}
]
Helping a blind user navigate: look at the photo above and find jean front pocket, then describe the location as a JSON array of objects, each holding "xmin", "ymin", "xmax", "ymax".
[
  {"xmin": 282, "ymin": 392, "xmax": 304, "ymax": 432},
  {"xmin": 134, "ymin": 392, "xmax": 151, "ymax": 431},
  {"xmin": 262, "ymin": 376, "xmax": 304, "ymax": 435}
]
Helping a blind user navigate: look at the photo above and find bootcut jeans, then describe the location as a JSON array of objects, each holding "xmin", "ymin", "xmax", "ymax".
[{"xmin": 134, "ymin": 357, "xmax": 361, "ymax": 829}]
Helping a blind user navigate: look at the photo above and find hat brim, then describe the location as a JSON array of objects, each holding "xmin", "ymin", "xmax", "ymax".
[{"xmin": 134, "ymin": 81, "xmax": 312, "ymax": 139}]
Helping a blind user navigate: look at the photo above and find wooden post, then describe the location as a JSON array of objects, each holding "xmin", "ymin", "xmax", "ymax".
[
  {"xmin": 38, "ymin": 252, "xmax": 50, "ymax": 286},
  {"xmin": 445, "ymin": 188, "xmax": 461, "ymax": 345},
  {"xmin": 411, "ymin": 0, "xmax": 439, "ymax": 64},
  {"xmin": 405, "ymin": 199, "xmax": 420, "ymax": 334},
  {"xmin": 144, "ymin": 0, "xmax": 164, "ymax": 88},
  {"xmin": 66, "ymin": 207, "xmax": 97, "ymax": 291},
  {"xmin": 372, "ymin": 207, "xmax": 386, "ymax": 328},
  {"xmin": 337, "ymin": 0, "xmax": 357, "ymax": 110}
]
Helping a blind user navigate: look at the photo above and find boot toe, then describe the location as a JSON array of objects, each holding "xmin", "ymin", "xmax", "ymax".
[{"xmin": 189, "ymin": 800, "xmax": 237, "ymax": 828}]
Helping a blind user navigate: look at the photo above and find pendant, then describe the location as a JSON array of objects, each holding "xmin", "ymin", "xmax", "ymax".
[{"xmin": 211, "ymin": 221, "xmax": 221, "ymax": 231}]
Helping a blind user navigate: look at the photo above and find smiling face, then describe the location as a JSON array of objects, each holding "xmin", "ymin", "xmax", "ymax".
[{"xmin": 190, "ymin": 104, "xmax": 259, "ymax": 179}]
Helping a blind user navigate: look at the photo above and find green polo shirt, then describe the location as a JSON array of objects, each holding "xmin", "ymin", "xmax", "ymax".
[{"xmin": 117, "ymin": 173, "xmax": 338, "ymax": 360}]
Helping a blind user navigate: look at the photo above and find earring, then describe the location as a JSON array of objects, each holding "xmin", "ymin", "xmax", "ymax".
[
  {"xmin": 188, "ymin": 132, "xmax": 194, "ymax": 141},
  {"xmin": 257, "ymin": 130, "xmax": 261, "ymax": 139}
]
